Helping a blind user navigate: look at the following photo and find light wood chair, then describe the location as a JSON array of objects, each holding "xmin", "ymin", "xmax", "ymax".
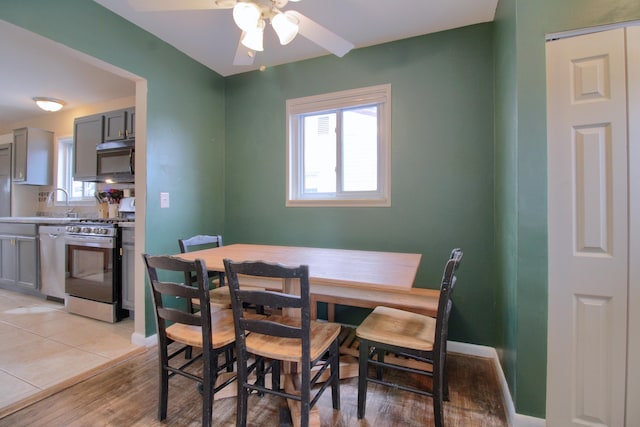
[
  {"xmin": 356, "ymin": 248, "xmax": 463, "ymax": 427},
  {"xmin": 142, "ymin": 254, "xmax": 237, "ymax": 427},
  {"xmin": 224, "ymin": 259, "xmax": 342, "ymax": 427}
]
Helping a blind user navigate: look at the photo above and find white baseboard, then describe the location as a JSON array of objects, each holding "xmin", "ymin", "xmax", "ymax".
[
  {"xmin": 513, "ymin": 413, "xmax": 546, "ymax": 427},
  {"xmin": 448, "ymin": 341, "xmax": 546, "ymax": 427},
  {"xmin": 131, "ymin": 331, "xmax": 157, "ymax": 347}
]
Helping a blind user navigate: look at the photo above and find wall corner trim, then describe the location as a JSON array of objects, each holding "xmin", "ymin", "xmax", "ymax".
[
  {"xmin": 131, "ymin": 332, "xmax": 157, "ymax": 348},
  {"xmin": 448, "ymin": 341, "xmax": 546, "ymax": 427}
]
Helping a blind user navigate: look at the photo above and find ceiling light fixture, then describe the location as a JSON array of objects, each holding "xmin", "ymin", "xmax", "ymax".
[
  {"xmin": 232, "ymin": 1, "xmax": 300, "ymax": 52},
  {"xmin": 33, "ymin": 97, "xmax": 65, "ymax": 112},
  {"xmin": 272, "ymin": 10, "xmax": 299, "ymax": 45},
  {"xmin": 241, "ymin": 19, "xmax": 266, "ymax": 51},
  {"xmin": 232, "ymin": 2, "xmax": 262, "ymax": 32}
]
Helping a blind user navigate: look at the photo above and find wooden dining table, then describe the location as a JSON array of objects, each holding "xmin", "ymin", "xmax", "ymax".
[
  {"xmin": 175, "ymin": 243, "xmax": 421, "ymax": 290},
  {"xmin": 175, "ymin": 243, "xmax": 426, "ymax": 427}
]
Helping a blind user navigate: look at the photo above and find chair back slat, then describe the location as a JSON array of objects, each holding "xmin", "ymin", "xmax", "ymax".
[
  {"xmin": 234, "ymin": 289, "xmax": 303, "ymax": 310},
  {"xmin": 153, "ymin": 280, "xmax": 201, "ymax": 299},
  {"xmin": 240, "ymin": 318, "xmax": 304, "ymax": 339},
  {"xmin": 226, "ymin": 260, "xmax": 307, "ymax": 280},
  {"xmin": 157, "ymin": 306, "xmax": 203, "ymax": 327},
  {"xmin": 178, "ymin": 234, "xmax": 223, "ymax": 253}
]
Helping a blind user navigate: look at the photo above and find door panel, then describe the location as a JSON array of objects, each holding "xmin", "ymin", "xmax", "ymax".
[
  {"xmin": 627, "ymin": 25, "xmax": 640, "ymax": 427},
  {"xmin": 547, "ymin": 28, "xmax": 628, "ymax": 427}
]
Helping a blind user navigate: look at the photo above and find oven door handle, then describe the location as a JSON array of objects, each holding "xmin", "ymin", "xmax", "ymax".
[{"xmin": 65, "ymin": 236, "xmax": 114, "ymax": 249}]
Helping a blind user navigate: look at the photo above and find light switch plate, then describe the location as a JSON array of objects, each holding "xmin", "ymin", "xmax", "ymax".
[{"xmin": 160, "ymin": 192, "xmax": 170, "ymax": 208}]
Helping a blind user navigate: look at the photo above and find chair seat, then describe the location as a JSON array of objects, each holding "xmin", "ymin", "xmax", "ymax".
[
  {"xmin": 356, "ymin": 306, "xmax": 436, "ymax": 351},
  {"xmin": 166, "ymin": 308, "xmax": 237, "ymax": 348},
  {"xmin": 246, "ymin": 315, "xmax": 342, "ymax": 362}
]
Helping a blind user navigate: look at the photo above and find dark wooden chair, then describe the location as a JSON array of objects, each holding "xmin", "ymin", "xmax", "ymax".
[
  {"xmin": 355, "ymin": 248, "xmax": 463, "ymax": 427},
  {"xmin": 178, "ymin": 234, "xmax": 230, "ymax": 308},
  {"xmin": 223, "ymin": 259, "xmax": 342, "ymax": 427},
  {"xmin": 142, "ymin": 253, "xmax": 237, "ymax": 427}
]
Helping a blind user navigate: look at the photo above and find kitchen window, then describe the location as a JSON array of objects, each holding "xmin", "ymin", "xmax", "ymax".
[
  {"xmin": 57, "ymin": 137, "xmax": 95, "ymax": 202},
  {"xmin": 286, "ymin": 84, "xmax": 391, "ymax": 207}
]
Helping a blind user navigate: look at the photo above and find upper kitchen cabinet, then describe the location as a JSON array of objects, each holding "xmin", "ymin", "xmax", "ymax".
[
  {"xmin": 104, "ymin": 107, "xmax": 135, "ymax": 142},
  {"xmin": 73, "ymin": 114, "xmax": 103, "ymax": 181},
  {"xmin": 12, "ymin": 127, "xmax": 53, "ymax": 185}
]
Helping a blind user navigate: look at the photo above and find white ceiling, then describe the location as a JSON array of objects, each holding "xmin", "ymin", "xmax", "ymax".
[
  {"xmin": 96, "ymin": 0, "xmax": 498, "ymax": 76},
  {"xmin": 0, "ymin": 20, "xmax": 136, "ymax": 130},
  {"xmin": 0, "ymin": 0, "xmax": 497, "ymax": 130}
]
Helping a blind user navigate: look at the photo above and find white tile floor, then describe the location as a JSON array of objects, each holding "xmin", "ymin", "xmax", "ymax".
[{"xmin": 0, "ymin": 288, "xmax": 141, "ymax": 411}]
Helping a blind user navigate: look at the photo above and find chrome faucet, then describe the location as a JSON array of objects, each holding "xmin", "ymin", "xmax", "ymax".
[{"xmin": 52, "ymin": 188, "xmax": 75, "ymax": 217}]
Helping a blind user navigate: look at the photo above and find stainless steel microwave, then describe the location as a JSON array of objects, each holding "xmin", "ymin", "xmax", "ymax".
[{"xmin": 96, "ymin": 139, "xmax": 134, "ymax": 183}]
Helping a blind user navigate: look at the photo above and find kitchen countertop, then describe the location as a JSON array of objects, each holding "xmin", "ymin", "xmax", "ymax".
[{"xmin": 0, "ymin": 217, "xmax": 77, "ymax": 224}]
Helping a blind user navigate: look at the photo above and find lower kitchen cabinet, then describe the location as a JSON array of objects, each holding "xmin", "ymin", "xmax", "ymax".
[
  {"xmin": 120, "ymin": 227, "xmax": 134, "ymax": 311},
  {"xmin": 0, "ymin": 223, "xmax": 39, "ymax": 294}
]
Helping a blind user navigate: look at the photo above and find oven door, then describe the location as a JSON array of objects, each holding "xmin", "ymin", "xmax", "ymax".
[{"xmin": 65, "ymin": 234, "xmax": 116, "ymax": 303}]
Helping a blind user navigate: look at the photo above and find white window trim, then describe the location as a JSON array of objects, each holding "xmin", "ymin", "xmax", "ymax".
[{"xmin": 286, "ymin": 84, "xmax": 392, "ymax": 207}]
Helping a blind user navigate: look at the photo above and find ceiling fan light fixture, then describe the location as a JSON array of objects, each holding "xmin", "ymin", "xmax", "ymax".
[
  {"xmin": 233, "ymin": 2, "xmax": 262, "ymax": 32},
  {"xmin": 272, "ymin": 11, "xmax": 299, "ymax": 45},
  {"xmin": 33, "ymin": 97, "xmax": 65, "ymax": 112},
  {"xmin": 241, "ymin": 20, "xmax": 265, "ymax": 51}
]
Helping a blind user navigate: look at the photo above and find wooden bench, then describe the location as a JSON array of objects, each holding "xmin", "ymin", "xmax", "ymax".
[{"xmin": 310, "ymin": 284, "xmax": 440, "ymax": 321}]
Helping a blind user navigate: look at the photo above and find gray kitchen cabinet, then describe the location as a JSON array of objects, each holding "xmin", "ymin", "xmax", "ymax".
[
  {"xmin": 126, "ymin": 108, "xmax": 135, "ymax": 139},
  {"xmin": 104, "ymin": 107, "xmax": 135, "ymax": 142},
  {"xmin": 12, "ymin": 127, "xmax": 53, "ymax": 185},
  {"xmin": 73, "ymin": 113, "xmax": 103, "ymax": 180},
  {"xmin": 0, "ymin": 223, "xmax": 39, "ymax": 295},
  {"xmin": 120, "ymin": 226, "xmax": 134, "ymax": 311}
]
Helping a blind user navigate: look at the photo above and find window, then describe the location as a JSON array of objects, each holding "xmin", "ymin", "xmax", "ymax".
[
  {"xmin": 57, "ymin": 137, "xmax": 95, "ymax": 202},
  {"xmin": 286, "ymin": 84, "xmax": 391, "ymax": 207}
]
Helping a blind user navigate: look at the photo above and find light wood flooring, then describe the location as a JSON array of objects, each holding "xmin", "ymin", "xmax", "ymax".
[{"xmin": 0, "ymin": 344, "xmax": 508, "ymax": 426}]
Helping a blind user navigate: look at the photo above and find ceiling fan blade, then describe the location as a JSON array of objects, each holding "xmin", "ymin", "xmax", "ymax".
[
  {"xmin": 233, "ymin": 34, "xmax": 256, "ymax": 66},
  {"xmin": 127, "ymin": 0, "xmax": 235, "ymax": 11},
  {"xmin": 288, "ymin": 11, "xmax": 354, "ymax": 58}
]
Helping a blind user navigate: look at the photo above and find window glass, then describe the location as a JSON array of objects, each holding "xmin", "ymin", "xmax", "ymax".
[{"xmin": 287, "ymin": 84, "xmax": 391, "ymax": 207}]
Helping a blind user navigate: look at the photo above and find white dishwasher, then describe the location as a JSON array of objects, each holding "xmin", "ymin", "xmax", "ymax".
[{"xmin": 39, "ymin": 225, "xmax": 67, "ymax": 300}]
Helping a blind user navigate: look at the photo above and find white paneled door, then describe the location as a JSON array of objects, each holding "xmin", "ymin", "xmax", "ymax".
[{"xmin": 547, "ymin": 26, "xmax": 639, "ymax": 427}]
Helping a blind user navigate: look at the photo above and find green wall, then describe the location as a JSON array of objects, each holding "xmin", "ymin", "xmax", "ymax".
[
  {"xmin": 224, "ymin": 24, "xmax": 497, "ymax": 343},
  {"xmin": 493, "ymin": 0, "xmax": 640, "ymax": 418},
  {"xmin": 0, "ymin": 0, "xmax": 227, "ymax": 335}
]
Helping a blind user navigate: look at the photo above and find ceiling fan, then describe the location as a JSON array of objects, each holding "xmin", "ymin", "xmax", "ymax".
[{"xmin": 127, "ymin": 0, "xmax": 354, "ymax": 66}]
